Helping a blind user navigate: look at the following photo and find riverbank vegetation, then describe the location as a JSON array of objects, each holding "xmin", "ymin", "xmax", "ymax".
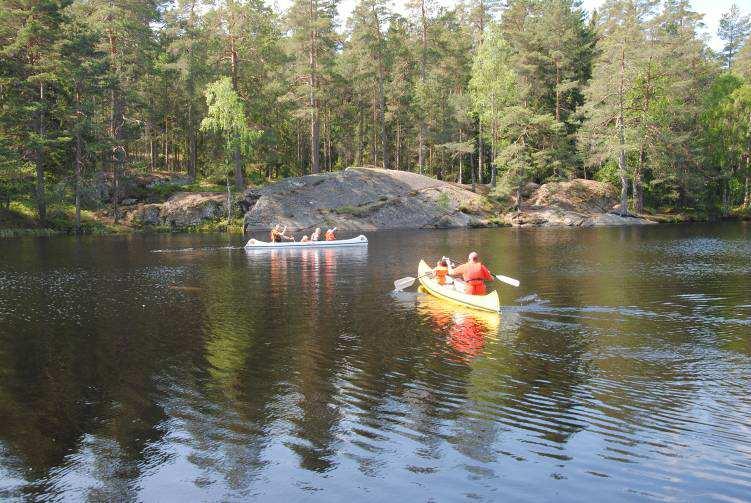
[{"xmin": 1, "ymin": 0, "xmax": 750, "ymax": 234}]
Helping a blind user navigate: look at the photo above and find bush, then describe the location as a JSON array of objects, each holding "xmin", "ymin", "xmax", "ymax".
[{"xmin": 593, "ymin": 160, "xmax": 620, "ymax": 187}]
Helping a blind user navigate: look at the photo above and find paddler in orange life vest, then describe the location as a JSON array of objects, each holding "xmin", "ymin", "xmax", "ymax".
[
  {"xmin": 449, "ymin": 251, "xmax": 493, "ymax": 295},
  {"xmin": 324, "ymin": 227, "xmax": 337, "ymax": 241},
  {"xmin": 432, "ymin": 257, "xmax": 451, "ymax": 285}
]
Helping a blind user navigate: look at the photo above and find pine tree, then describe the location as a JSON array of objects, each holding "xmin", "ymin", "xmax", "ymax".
[
  {"xmin": 85, "ymin": 0, "xmax": 162, "ymax": 221},
  {"xmin": 580, "ymin": 0, "xmax": 658, "ymax": 215},
  {"xmin": 384, "ymin": 15, "xmax": 417, "ymax": 171},
  {"xmin": 470, "ymin": 22, "xmax": 560, "ymax": 203},
  {"xmin": 718, "ymin": 3, "xmax": 750, "ymax": 70},
  {"xmin": 287, "ymin": 0, "xmax": 339, "ymax": 174},
  {"xmin": 58, "ymin": 10, "xmax": 108, "ymax": 232},
  {"xmin": 164, "ymin": 0, "xmax": 205, "ymax": 181},
  {"xmin": 346, "ymin": 0, "xmax": 390, "ymax": 168},
  {"xmin": 2, "ymin": 0, "xmax": 70, "ymax": 223}
]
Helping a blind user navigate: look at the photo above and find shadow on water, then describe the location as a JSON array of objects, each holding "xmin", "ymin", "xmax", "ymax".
[{"xmin": 0, "ymin": 222, "xmax": 750, "ymax": 501}]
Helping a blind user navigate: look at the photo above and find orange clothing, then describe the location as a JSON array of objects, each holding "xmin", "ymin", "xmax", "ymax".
[
  {"xmin": 452, "ymin": 261, "xmax": 492, "ymax": 295},
  {"xmin": 325, "ymin": 230, "xmax": 336, "ymax": 241},
  {"xmin": 270, "ymin": 230, "xmax": 281, "ymax": 242},
  {"xmin": 434, "ymin": 265, "xmax": 449, "ymax": 285}
]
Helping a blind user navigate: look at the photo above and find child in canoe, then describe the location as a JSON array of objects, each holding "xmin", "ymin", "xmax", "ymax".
[
  {"xmin": 432, "ymin": 257, "xmax": 453, "ymax": 285},
  {"xmin": 300, "ymin": 227, "xmax": 322, "ymax": 242}
]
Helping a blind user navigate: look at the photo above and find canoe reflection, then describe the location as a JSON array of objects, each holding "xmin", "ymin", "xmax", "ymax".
[
  {"xmin": 244, "ymin": 245, "xmax": 368, "ymax": 301},
  {"xmin": 416, "ymin": 287, "xmax": 500, "ymax": 359}
]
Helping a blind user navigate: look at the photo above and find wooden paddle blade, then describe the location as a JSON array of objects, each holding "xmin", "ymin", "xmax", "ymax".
[
  {"xmin": 495, "ymin": 274, "xmax": 520, "ymax": 287},
  {"xmin": 393, "ymin": 276, "xmax": 417, "ymax": 291}
]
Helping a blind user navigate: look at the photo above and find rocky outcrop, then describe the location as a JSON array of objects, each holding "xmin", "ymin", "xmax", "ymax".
[
  {"xmin": 124, "ymin": 192, "xmax": 227, "ymax": 228},
  {"xmin": 94, "ymin": 171, "xmax": 193, "ymax": 204},
  {"xmin": 241, "ymin": 167, "xmax": 498, "ymax": 232},
  {"xmin": 504, "ymin": 179, "xmax": 656, "ymax": 227}
]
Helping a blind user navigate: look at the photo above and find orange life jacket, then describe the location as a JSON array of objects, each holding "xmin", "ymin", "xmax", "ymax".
[
  {"xmin": 434, "ymin": 265, "xmax": 449, "ymax": 285},
  {"xmin": 325, "ymin": 230, "xmax": 336, "ymax": 241},
  {"xmin": 461, "ymin": 262, "xmax": 491, "ymax": 295}
]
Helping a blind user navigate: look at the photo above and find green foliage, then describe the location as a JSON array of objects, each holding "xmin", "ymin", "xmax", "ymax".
[
  {"xmin": 718, "ymin": 4, "xmax": 751, "ymax": 70},
  {"xmin": 0, "ymin": 0, "xmax": 749, "ymax": 235},
  {"xmin": 200, "ymin": 77, "xmax": 263, "ymax": 159}
]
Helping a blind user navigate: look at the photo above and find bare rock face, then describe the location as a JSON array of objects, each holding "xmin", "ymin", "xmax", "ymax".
[
  {"xmin": 124, "ymin": 204, "xmax": 162, "ymax": 226},
  {"xmin": 160, "ymin": 192, "xmax": 227, "ymax": 228},
  {"xmin": 242, "ymin": 167, "xmax": 496, "ymax": 232},
  {"xmin": 123, "ymin": 192, "xmax": 227, "ymax": 228},
  {"xmin": 505, "ymin": 179, "xmax": 656, "ymax": 227}
]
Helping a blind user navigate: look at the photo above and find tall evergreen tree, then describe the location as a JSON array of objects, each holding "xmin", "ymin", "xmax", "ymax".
[
  {"xmin": 2, "ymin": 0, "xmax": 70, "ymax": 223},
  {"xmin": 287, "ymin": 0, "xmax": 339, "ymax": 174},
  {"xmin": 580, "ymin": 0, "xmax": 658, "ymax": 215},
  {"xmin": 718, "ymin": 4, "xmax": 750, "ymax": 70}
]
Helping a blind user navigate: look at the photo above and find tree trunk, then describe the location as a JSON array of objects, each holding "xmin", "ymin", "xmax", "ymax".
[
  {"xmin": 355, "ymin": 110, "xmax": 363, "ymax": 166},
  {"xmin": 107, "ymin": 22, "xmax": 122, "ymax": 223},
  {"xmin": 395, "ymin": 117, "xmax": 401, "ymax": 170},
  {"xmin": 74, "ymin": 84, "xmax": 82, "ymax": 234},
  {"xmin": 477, "ymin": 119, "xmax": 483, "ymax": 184},
  {"xmin": 617, "ymin": 45, "xmax": 628, "ymax": 216},
  {"xmin": 164, "ymin": 115, "xmax": 169, "ymax": 170},
  {"xmin": 147, "ymin": 122, "xmax": 155, "ymax": 171},
  {"xmin": 187, "ymin": 39, "xmax": 197, "ymax": 181},
  {"xmin": 187, "ymin": 101, "xmax": 196, "ymax": 180},
  {"xmin": 458, "ymin": 129, "xmax": 463, "ymax": 184},
  {"xmin": 378, "ymin": 65, "xmax": 387, "ymax": 169},
  {"xmin": 746, "ymin": 112, "xmax": 751, "ymax": 207},
  {"xmin": 297, "ymin": 123, "xmax": 302, "ymax": 172},
  {"xmin": 110, "ymin": 86, "xmax": 121, "ymax": 224},
  {"xmin": 745, "ymin": 155, "xmax": 750, "ymax": 207},
  {"xmin": 633, "ymin": 145, "xmax": 645, "ymax": 214},
  {"xmin": 417, "ymin": 0, "xmax": 427, "ymax": 174},
  {"xmin": 233, "ymin": 145, "xmax": 243, "ymax": 191},
  {"xmin": 230, "ymin": 36, "xmax": 245, "ymax": 189},
  {"xmin": 555, "ymin": 61, "xmax": 561, "ymax": 122},
  {"xmin": 308, "ymin": 0, "xmax": 321, "ymax": 174},
  {"xmin": 35, "ymin": 81, "xmax": 47, "ymax": 224},
  {"xmin": 371, "ymin": 92, "xmax": 377, "ymax": 165}
]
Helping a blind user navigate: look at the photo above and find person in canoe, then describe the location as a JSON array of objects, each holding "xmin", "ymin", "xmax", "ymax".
[
  {"xmin": 449, "ymin": 252, "xmax": 493, "ymax": 295},
  {"xmin": 270, "ymin": 224, "xmax": 295, "ymax": 243},
  {"xmin": 310, "ymin": 227, "xmax": 322, "ymax": 241},
  {"xmin": 324, "ymin": 227, "xmax": 337, "ymax": 241},
  {"xmin": 432, "ymin": 257, "xmax": 452, "ymax": 286}
]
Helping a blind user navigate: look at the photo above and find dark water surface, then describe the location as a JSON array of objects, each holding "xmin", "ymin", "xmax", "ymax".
[{"xmin": 1, "ymin": 223, "xmax": 749, "ymax": 502}]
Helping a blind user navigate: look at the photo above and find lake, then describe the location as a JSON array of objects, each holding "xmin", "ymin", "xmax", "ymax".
[{"xmin": 0, "ymin": 222, "xmax": 749, "ymax": 501}]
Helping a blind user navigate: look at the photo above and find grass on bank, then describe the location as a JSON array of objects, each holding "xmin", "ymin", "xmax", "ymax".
[{"xmin": 0, "ymin": 199, "xmax": 123, "ymax": 237}]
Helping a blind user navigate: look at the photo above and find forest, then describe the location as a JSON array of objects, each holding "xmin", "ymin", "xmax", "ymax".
[{"xmin": 1, "ymin": 0, "xmax": 751, "ymax": 232}]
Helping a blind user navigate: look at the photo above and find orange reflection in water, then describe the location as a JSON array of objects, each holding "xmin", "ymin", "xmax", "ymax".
[{"xmin": 417, "ymin": 287, "xmax": 500, "ymax": 360}]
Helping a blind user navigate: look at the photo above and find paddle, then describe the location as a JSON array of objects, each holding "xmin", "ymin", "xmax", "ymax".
[
  {"xmin": 494, "ymin": 274, "xmax": 520, "ymax": 288},
  {"xmin": 393, "ymin": 273, "xmax": 432, "ymax": 292}
]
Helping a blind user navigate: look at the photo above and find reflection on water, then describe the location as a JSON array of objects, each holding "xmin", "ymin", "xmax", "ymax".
[
  {"xmin": 0, "ymin": 222, "xmax": 750, "ymax": 501},
  {"xmin": 416, "ymin": 287, "xmax": 499, "ymax": 360}
]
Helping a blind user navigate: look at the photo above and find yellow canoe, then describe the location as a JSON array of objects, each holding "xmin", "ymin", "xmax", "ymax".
[{"xmin": 418, "ymin": 260, "xmax": 500, "ymax": 313}]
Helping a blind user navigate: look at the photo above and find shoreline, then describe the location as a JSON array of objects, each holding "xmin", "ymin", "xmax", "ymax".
[{"xmin": 1, "ymin": 212, "xmax": 747, "ymax": 240}]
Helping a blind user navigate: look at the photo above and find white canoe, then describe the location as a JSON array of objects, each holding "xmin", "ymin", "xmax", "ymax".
[{"xmin": 244, "ymin": 234, "xmax": 368, "ymax": 249}]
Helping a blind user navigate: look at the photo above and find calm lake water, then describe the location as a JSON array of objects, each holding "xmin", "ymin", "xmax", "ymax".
[{"xmin": 0, "ymin": 222, "xmax": 749, "ymax": 502}]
